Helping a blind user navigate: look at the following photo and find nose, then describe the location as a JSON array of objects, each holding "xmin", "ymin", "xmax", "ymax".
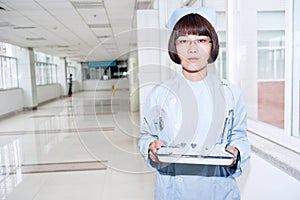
[
  {"xmin": 189, "ymin": 40, "xmax": 198, "ymax": 45},
  {"xmin": 188, "ymin": 42, "xmax": 198, "ymax": 53}
]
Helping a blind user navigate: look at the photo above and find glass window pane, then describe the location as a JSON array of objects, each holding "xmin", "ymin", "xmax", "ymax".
[
  {"xmin": 237, "ymin": 1, "xmax": 286, "ymax": 131},
  {"xmin": 67, "ymin": 66, "xmax": 76, "ymax": 81},
  {"xmin": 258, "ymin": 49, "xmax": 275, "ymax": 80},
  {"xmin": 276, "ymin": 49, "xmax": 285, "ymax": 79},
  {"xmin": 52, "ymin": 65, "xmax": 57, "ymax": 83},
  {"xmin": 4, "ymin": 57, "xmax": 14, "ymax": 89},
  {"xmin": 10, "ymin": 58, "xmax": 18, "ymax": 88},
  {"xmin": 36, "ymin": 64, "xmax": 41, "ymax": 85},
  {"xmin": 42, "ymin": 67, "xmax": 46, "ymax": 85},
  {"xmin": 35, "ymin": 53, "xmax": 58, "ymax": 85},
  {"xmin": 0, "ymin": 58, "xmax": 3, "ymax": 89},
  {"xmin": 256, "ymin": 10, "xmax": 285, "ymax": 129},
  {"xmin": 294, "ymin": 0, "xmax": 300, "ymax": 137},
  {"xmin": 47, "ymin": 67, "xmax": 52, "ymax": 84}
]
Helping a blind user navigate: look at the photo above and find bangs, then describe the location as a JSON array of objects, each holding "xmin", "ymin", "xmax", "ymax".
[{"xmin": 173, "ymin": 14, "xmax": 211, "ymax": 37}]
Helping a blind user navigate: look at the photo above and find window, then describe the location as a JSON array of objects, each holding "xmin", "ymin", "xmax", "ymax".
[
  {"xmin": 215, "ymin": 11, "xmax": 227, "ymax": 79},
  {"xmin": 82, "ymin": 61, "xmax": 127, "ymax": 80},
  {"xmin": 0, "ymin": 42, "xmax": 19, "ymax": 90},
  {"xmin": 35, "ymin": 53, "xmax": 58, "ymax": 85},
  {"xmin": 214, "ymin": 32, "xmax": 227, "ymax": 79},
  {"xmin": 257, "ymin": 11, "xmax": 285, "ymax": 129},
  {"xmin": 233, "ymin": 0, "xmax": 300, "ymax": 147},
  {"xmin": 293, "ymin": 0, "xmax": 300, "ymax": 137},
  {"xmin": 0, "ymin": 55, "xmax": 18, "ymax": 89},
  {"xmin": 67, "ymin": 65, "xmax": 76, "ymax": 81},
  {"xmin": 35, "ymin": 62, "xmax": 57, "ymax": 85}
]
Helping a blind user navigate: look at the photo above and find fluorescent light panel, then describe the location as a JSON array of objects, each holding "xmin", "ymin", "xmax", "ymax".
[
  {"xmin": 26, "ymin": 37, "xmax": 46, "ymax": 41},
  {"xmin": 71, "ymin": 1, "xmax": 104, "ymax": 9},
  {"xmin": 88, "ymin": 24, "xmax": 111, "ymax": 28}
]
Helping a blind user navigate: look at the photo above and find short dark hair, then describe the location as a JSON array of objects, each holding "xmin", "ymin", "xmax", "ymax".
[{"xmin": 168, "ymin": 13, "xmax": 219, "ymax": 64}]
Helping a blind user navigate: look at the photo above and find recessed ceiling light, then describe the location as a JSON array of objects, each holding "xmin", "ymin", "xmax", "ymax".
[
  {"xmin": 88, "ymin": 24, "xmax": 111, "ymax": 28},
  {"xmin": 13, "ymin": 26, "xmax": 36, "ymax": 29},
  {"xmin": 0, "ymin": 21, "xmax": 14, "ymax": 27},
  {"xmin": 135, "ymin": 0, "xmax": 153, "ymax": 9},
  {"xmin": 26, "ymin": 37, "xmax": 46, "ymax": 41},
  {"xmin": 71, "ymin": 1, "xmax": 104, "ymax": 9},
  {"xmin": 97, "ymin": 35, "xmax": 111, "ymax": 39}
]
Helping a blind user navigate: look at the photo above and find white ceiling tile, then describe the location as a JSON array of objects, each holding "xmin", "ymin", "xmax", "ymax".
[{"xmin": 0, "ymin": 0, "xmax": 138, "ymax": 61}]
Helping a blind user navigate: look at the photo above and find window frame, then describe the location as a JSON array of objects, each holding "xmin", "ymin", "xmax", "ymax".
[
  {"xmin": 0, "ymin": 55, "xmax": 19, "ymax": 90},
  {"xmin": 244, "ymin": 0, "xmax": 300, "ymax": 153},
  {"xmin": 35, "ymin": 61, "xmax": 58, "ymax": 85}
]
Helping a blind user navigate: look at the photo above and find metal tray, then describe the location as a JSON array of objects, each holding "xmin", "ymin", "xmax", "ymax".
[{"xmin": 156, "ymin": 146, "xmax": 235, "ymax": 165}]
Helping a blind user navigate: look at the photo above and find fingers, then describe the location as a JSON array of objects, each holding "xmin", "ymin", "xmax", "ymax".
[
  {"xmin": 223, "ymin": 146, "xmax": 239, "ymax": 168},
  {"xmin": 227, "ymin": 146, "xmax": 239, "ymax": 158},
  {"xmin": 149, "ymin": 150, "xmax": 160, "ymax": 162},
  {"xmin": 149, "ymin": 140, "xmax": 163, "ymax": 153},
  {"xmin": 154, "ymin": 140, "xmax": 163, "ymax": 149},
  {"xmin": 148, "ymin": 142, "xmax": 158, "ymax": 154},
  {"xmin": 148, "ymin": 140, "xmax": 163, "ymax": 162}
]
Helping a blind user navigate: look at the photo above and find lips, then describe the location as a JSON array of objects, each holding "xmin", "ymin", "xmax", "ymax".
[{"xmin": 187, "ymin": 57, "xmax": 199, "ymax": 62}]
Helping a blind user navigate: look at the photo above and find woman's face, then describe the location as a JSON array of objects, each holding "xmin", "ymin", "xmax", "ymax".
[{"xmin": 175, "ymin": 34, "xmax": 212, "ymax": 71}]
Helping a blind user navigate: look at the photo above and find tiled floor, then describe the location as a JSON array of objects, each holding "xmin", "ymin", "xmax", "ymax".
[{"xmin": 0, "ymin": 90, "xmax": 155, "ymax": 200}]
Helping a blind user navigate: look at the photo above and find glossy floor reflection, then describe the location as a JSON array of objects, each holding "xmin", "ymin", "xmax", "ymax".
[{"xmin": 0, "ymin": 90, "xmax": 155, "ymax": 200}]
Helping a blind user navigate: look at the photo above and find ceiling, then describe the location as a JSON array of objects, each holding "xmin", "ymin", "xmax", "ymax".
[{"xmin": 0, "ymin": 0, "xmax": 153, "ymax": 62}]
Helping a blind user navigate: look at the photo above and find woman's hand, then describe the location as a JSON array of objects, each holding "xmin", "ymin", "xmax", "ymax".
[
  {"xmin": 148, "ymin": 140, "xmax": 163, "ymax": 162},
  {"xmin": 223, "ymin": 146, "xmax": 240, "ymax": 168}
]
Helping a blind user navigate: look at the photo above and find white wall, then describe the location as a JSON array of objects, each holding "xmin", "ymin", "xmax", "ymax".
[
  {"xmin": 128, "ymin": 52, "xmax": 140, "ymax": 112},
  {"xmin": 136, "ymin": 10, "xmax": 161, "ymax": 115},
  {"xmin": 0, "ymin": 84, "xmax": 63, "ymax": 117},
  {"xmin": 82, "ymin": 78, "xmax": 129, "ymax": 91},
  {"xmin": 0, "ymin": 89, "xmax": 23, "ymax": 116},
  {"xmin": 238, "ymin": 153, "xmax": 300, "ymax": 200},
  {"xmin": 17, "ymin": 47, "xmax": 38, "ymax": 109},
  {"xmin": 56, "ymin": 57, "xmax": 68, "ymax": 96},
  {"xmin": 37, "ymin": 84, "xmax": 61, "ymax": 104},
  {"xmin": 136, "ymin": 1, "xmax": 183, "ymax": 117}
]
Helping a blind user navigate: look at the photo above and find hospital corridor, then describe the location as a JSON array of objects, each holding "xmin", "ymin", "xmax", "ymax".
[{"xmin": 1, "ymin": 0, "xmax": 300, "ymax": 199}]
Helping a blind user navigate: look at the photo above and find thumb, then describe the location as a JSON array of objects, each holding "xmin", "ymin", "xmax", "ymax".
[{"xmin": 155, "ymin": 140, "xmax": 163, "ymax": 149}]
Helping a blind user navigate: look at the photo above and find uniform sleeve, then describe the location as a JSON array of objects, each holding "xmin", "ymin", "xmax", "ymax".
[
  {"xmin": 226, "ymin": 86, "xmax": 251, "ymax": 177},
  {"xmin": 138, "ymin": 88, "xmax": 160, "ymax": 171}
]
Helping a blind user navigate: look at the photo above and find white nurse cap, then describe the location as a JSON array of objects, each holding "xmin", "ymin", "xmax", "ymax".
[{"xmin": 167, "ymin": 7, "xmax": 217, "ymax": 30}]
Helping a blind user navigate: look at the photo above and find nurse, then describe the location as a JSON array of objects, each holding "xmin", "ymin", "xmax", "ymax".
[{"xmin": 138, "ymin": 7, "xmax": 251, "ymax": 200}]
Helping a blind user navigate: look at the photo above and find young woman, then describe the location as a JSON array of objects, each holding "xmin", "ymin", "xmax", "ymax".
[{"xmin": 138, "ymin": 7, "xmax": 251, "ymax": 200}]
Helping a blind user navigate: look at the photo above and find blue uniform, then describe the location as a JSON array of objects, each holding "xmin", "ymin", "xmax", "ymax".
[{"xmin": 138, "ymin": 73, "xmax": 251, "ymax": 200}]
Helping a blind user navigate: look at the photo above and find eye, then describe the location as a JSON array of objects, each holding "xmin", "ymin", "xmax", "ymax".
[
  {"xmin": 196, "ymin": 39, "xmax": 208, "ymax": 44},
  {"xmin": 178, "ymin": 39, "xmax": 188, "ymax": 44}
]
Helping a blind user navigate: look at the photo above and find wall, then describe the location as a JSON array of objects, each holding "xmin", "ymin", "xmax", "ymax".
[
  {"xmin": 82, "ymin": 78, "xmax": 129, "ymax": 91},
  {"xmin": 136, "ymin": 0, "xmax": 183, "ymax": 117},
  {"xmin": 136, "ymin": 10, "xmax": 161, "ymax": 115},
  {"xmin": 238, "ymin": 153, "xmax": 300, "ymax": 200},
  {"xmin": 128, "ymin": 52, "xmax": 140, "ymax": 112},
  {"xmin": 17, "ymin": 47, "xmax": 38, "ymax": 109},
  {"xmin": 37, "ymin": 84, "xmax": 61, "ymax": 104},
  {"xmin": 0, "ymin": 89, "xmax": 23, "ymax": 116},
  {"xmin": 257, "ymin": 81, "xmax": 285, "ymax": 128},
  {"xmin": 0, "ymin": 84, "xmax": 64, "ymax": 117}
]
